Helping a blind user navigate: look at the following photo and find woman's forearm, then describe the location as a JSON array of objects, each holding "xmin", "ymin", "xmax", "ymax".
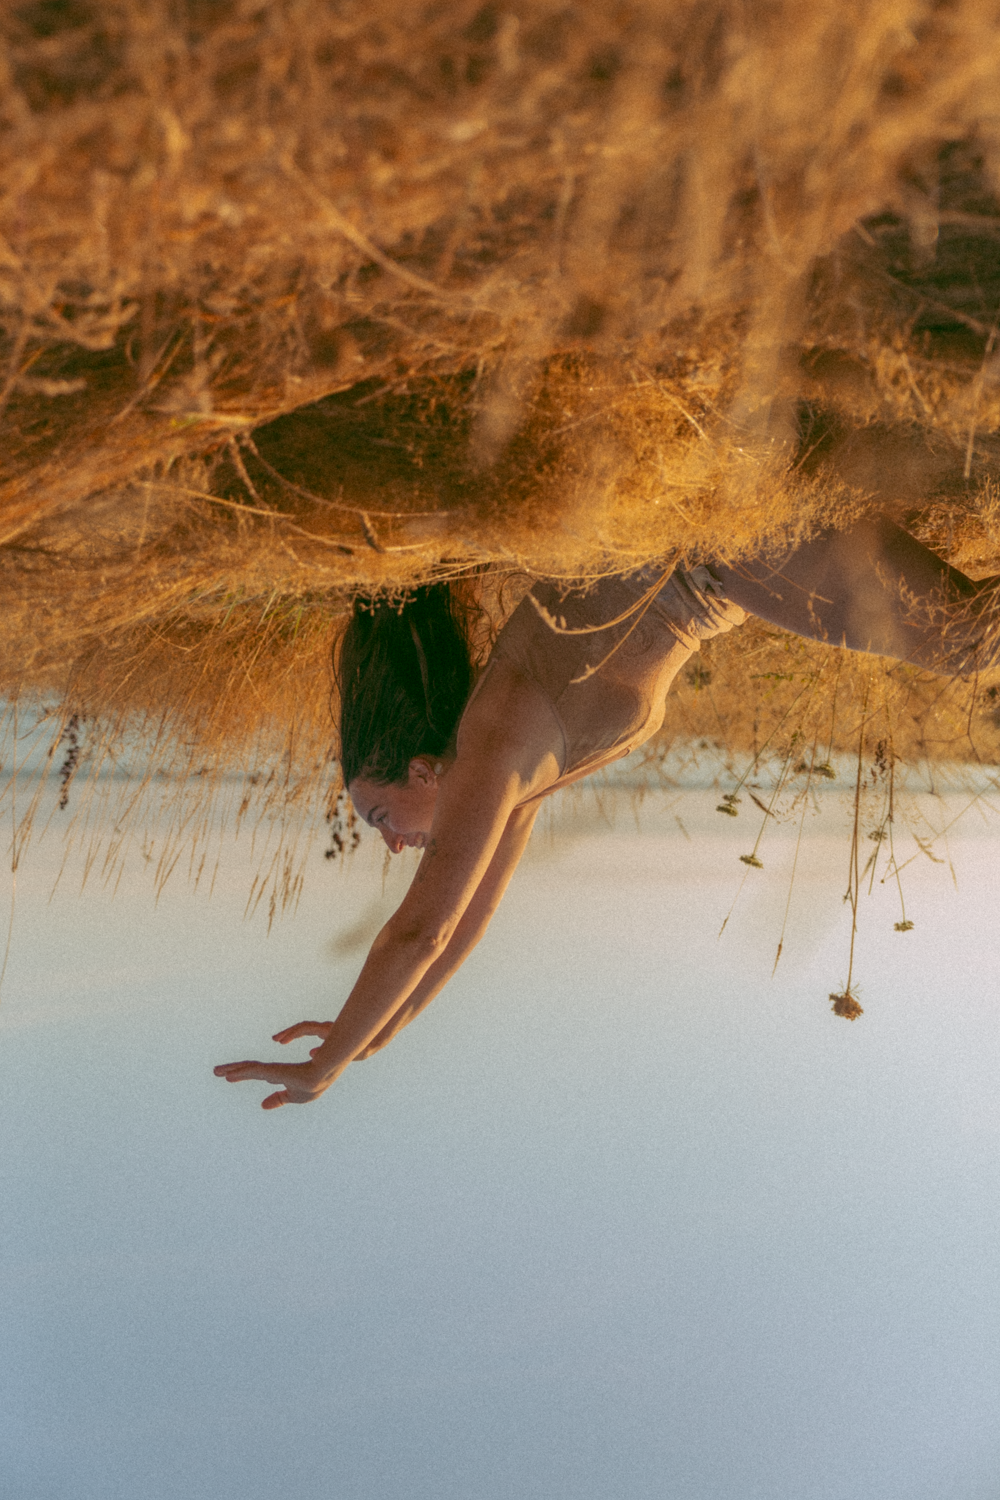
[
  {"xmin": 355, "ymin": 907, "xmax": 494, "ymax": 1057},
  {"xmin": 309, "ymin": 925, "xmax": 444, "ymax": 1079},
  {"xmin": 357, "ymin": 800, "xmax": 540, "ymax": 1056},
  {"xmin": 316, "ymin": 800, "xmax": 540, "ymax": 1074}
]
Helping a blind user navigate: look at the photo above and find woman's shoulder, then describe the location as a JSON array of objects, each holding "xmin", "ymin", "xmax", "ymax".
[{"xmin": 455, "ymin": 654, "xmax": 566, "ymax": 797}]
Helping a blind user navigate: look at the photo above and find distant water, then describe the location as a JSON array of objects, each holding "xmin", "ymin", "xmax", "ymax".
[{"xmin": 1, "ymin": 791, "xmax": 998, "ymax": 1500}]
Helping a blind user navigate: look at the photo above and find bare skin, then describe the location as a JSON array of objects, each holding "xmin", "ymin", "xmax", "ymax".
[
  {"xmin": 713, "ymin": 515, "xmax": 990, "ymax": 670},
  {"xmin": 214, "ymin": 661, "xmax": 570, "ymax": 1107},
  {"xmin": 215, "ymin": 516, "xmax": 998, "ymax": 1109}
]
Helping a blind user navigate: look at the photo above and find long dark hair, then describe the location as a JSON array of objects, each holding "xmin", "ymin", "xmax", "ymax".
[{"xmin": 337, "ymin": 584, "xmax": 476, "ymax": 786}]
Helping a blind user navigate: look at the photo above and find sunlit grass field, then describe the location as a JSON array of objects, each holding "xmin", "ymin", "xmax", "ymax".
[{"xmin": 4, "ymin": 0, "xmax": 1000, "ymax": 899}]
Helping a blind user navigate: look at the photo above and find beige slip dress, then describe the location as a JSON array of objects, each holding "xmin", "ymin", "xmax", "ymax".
[{"xmin": 471, "ymin": 565, "xmax": 747, "ymax": 788}]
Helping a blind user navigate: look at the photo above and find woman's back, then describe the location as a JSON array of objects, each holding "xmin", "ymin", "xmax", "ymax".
[{"xmin": 466, "ymin": 566, "xmax": 747, "ymax": 791}]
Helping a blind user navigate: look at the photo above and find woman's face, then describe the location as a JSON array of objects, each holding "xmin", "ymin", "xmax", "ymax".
[{"xmin": 349, "ymin": 759, "xmax": 442, "ymax": 853}]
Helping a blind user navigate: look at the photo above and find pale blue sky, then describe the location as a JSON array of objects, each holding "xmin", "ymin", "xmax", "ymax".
[{"xmin": 1, "ymin": 779, "xmax": 998, "ymax": 1500}]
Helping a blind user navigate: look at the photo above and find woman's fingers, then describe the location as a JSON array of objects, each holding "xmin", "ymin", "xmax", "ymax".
[
  {"xmin": 214, "ymin": 1060, "xmax": 301, "ymax": 1085},
  {"xmin": 214, "ymin": 1058, "xmax": 325, "ymax": 1109},
  {"xmin": 261, "ymin": 1087, "xmax": 319, "ymax": 1107},
  {"xmin": 214, "ymin": 1060, "xmax": 266, "ymax": 1079},
  {"xmin": 272, "ymin": 1021, "xmax": 333, "ymax": 1045}
]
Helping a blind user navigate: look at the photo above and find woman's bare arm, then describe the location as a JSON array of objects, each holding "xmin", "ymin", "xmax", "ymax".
[
  {"xmin": 354, "ymin": 800, "xmax": 540, "ymax": 1057},
  {"xmin": 215, "ymin": 671, "xmax": 557, "ymax": 1108}
]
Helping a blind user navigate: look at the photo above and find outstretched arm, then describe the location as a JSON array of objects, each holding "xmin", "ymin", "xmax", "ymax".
[
  {"xmin": 215, "ymin": 673, "xmax": 556, "ymax": 1108},
  {"xmin": 354, "ymin": 800, "xmax": 539, "ymax": 1057},
  {"xmin": 269, "ymin": 800, "xmax": 539, "ymax": 1068}
]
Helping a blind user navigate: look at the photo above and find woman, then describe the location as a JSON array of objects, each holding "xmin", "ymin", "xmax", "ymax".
[{"xmin": 215, "ymin": 516, "xmax": 997, "ymax": 1108}]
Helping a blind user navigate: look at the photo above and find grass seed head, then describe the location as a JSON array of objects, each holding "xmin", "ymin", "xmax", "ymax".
[{"xmin": 829, "ymin": 991, "xmax": 864, "ymax": 1020}]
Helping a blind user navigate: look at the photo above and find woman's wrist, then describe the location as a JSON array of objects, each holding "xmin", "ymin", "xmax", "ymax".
[
  {"xmin": 310, "ymin": 1054, "xmax": 347, "ymax": 1088},
  {"xmin": 311, "ymin": 1020, "xmax": 364, "ymax": 1082}
]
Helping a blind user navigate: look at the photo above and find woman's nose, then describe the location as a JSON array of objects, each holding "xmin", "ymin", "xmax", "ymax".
[{"xmin": 379, "ymin": 827, "xmax": 404, "ymax": 854}]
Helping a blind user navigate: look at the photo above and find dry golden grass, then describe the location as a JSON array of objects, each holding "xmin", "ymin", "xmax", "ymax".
[{"xmin": 5, "ymin": 0, "xmax": 1000, "ymax": 887}]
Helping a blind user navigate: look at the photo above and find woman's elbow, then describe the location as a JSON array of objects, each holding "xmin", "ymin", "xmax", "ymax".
[{"xmin": 378, "ymin": 918, "xmax": 453, "ymax": 961}]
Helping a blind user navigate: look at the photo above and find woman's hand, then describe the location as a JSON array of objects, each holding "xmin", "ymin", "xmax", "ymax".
[{"xmin": 214, "ymin": 1021, "xmax": 338, "ymax": 1109}]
